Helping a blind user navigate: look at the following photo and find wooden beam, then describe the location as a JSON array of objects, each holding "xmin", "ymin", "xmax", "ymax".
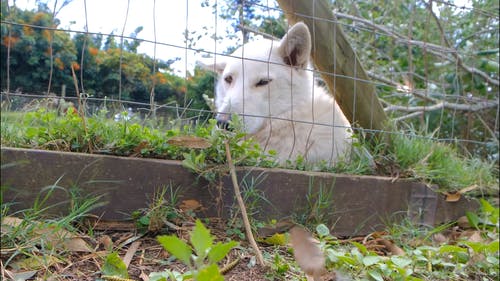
[{"xmin": 277, "ymin": 0, "xmax": 387, "ymax": 132}]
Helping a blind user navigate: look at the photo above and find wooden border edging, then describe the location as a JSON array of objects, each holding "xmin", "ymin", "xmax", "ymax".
[{"xmin": 1, "ymin": 147, "xmax": 477, "ymax": 236}]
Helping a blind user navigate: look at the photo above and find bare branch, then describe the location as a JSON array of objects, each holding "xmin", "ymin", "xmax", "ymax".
[
  {"xmin": 384, "ymin": 98, "xmax": 498, "ymax": 112},
  {"xmin": 335, "ymin": 11, "xmax": 500, "ymax": 86}
]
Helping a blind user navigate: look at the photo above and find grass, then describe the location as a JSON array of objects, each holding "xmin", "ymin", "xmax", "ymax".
[
  {"xmin": 1, "ymin": 180, "xmax": 104, "ymax": 278},
  {"xmin": 1, "ymin": 173, "xmax": 498, "ymax": 280},
  {"xmin": 1, "ymin": 107, "xmax": 497, "ymax": 194}
]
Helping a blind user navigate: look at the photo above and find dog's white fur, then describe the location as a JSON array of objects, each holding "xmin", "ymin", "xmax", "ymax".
[{"xmin": 202, "ymin": 22, "xmax": 352, "ymax": 165}]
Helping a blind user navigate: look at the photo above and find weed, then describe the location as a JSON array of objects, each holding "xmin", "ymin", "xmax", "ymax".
[
  {"xmin": 132, "ymin": 184, "xmax": 185, "ymax": 233},
  {"xmin": 317, "ymin": 199, "xmax": 500, "ymax": 281},
  {"xmin": 152, "ymin": 219, "xmax": 238, "ymax": 281},
  {"xmin": 1, "ymin": 180, "xmax": 103, "ymax": 276},
  {"xmin": 2, "ymin": 108, "xmax": 497, "ymax": 195}
]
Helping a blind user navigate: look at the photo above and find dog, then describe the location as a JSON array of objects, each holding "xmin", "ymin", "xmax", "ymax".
[{"xmin": 201, "ymin": 22, "xmax": 352, "ymax": 165}]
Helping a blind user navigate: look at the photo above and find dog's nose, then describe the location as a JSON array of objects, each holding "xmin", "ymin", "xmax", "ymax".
[{"xmin": 216, "ymin": 113, "xmax": 231, "ymax": 130}]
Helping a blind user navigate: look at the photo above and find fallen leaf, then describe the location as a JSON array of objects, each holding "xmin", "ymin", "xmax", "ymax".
[
  {"xmin": 445, "ymin": 192, "xmax": 461, "ymax": 202},
  {"xmin": 122, "ymin": 241, "xmax": 142, "ymax": 268},
  {"xmin": 11, "ymin": 255, "xmax": 63, "ymax": 270},
  {"xmin": 458, "ymin": 184, "xmax": 479, "ymax": 194},
  {"xmin": 378, "ymin": 239, "xmax": 406, "ymax": 255},
  {"xmin": 457, "ymin": 216, "xmax": 472, "ymax": 229},
  {"xmin": 2, "ymin": 216, "xmax": 92, "ymax": 252},
  {"xmin": 432, "ymin": 233, "xmax": 448, "ymax": 245},
  {"xmin": 167, "ymin": 136, "xmax": 211, "ymax": 149},
  {"xmin": 1, "ymin": 216, "xmax": 24, "ymax": 228},
  {"xmin": 139, "ymin": 271, "xmax": 150, "ymax": 281},
  {"xmin": 179, "ymin": 199, "xmax": 202, "ymax": 211},
  {"xmin": 289, "ymin": 226, "xmax": 326, "ymax": 281},
  {"xmin": 64, "ymin": 237, "xmax": 93, "ymax": 252},
  {"xmin": 4, "ymin": 269, "xmax": 38, "ymax": 281},
  {"xmin": 99, "ymin": 235, "xmax": 114, "ymax": 251},
  {"xmin": 445, "ymin": 185, "xmax": 479, "ymax": 202},
  {"xmin": 460, "ymin": 230, "xmax": 483, "ymax": 243}
]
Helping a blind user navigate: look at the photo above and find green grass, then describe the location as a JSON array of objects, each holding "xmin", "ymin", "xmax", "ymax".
[
  {"xmin": 1, "ymin": 181, "xmax": 104, "ymax": 276},
  {"xmin": 1, "ymin": 107, "xmax": 497, "ymax": 193}
]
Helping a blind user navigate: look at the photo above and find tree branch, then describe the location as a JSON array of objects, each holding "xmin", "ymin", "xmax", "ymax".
[{"xmin": 334, "ymin": 11, "xmax": 499, "ymax": 86}]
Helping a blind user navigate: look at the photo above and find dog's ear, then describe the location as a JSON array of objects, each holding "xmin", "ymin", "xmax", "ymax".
[
  {"xmin": 197, "ymin": 59, "xmax": 226, "ymax": 75},
  {"xmin": 278, "ymin": 22, "xmax": 311, "ymax": 68}
]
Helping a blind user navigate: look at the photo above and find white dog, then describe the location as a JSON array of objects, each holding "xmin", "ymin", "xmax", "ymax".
[{"xmin": 202, "ymin": 22, "xmax": 352, "ymax": 165}]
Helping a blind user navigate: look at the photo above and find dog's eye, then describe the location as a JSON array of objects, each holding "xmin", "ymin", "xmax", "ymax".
[
  {"xmin": 224, "ymin": 75, "xmax": 233, "ymax": 84},
  {"xmin": 256, "ymin": 79, "xmax": 272, "ymax": 87}
]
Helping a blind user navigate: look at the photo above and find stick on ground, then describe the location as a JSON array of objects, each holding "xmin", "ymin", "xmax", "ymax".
[{"xmin": 224, "ymin": 140, "xmax": 265, "ymax": 266}]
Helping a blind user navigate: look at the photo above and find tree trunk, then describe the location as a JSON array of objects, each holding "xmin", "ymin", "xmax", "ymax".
[{"xmin": 277, "ymin": 0, "xmax": 387, "ymax": 133}]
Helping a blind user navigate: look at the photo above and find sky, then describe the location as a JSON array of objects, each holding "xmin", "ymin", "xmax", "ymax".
[
  {"xmin": 9, "ymin": 0, "xmax": 240, "ymax": 76},
  {"xmin": 8, "ymin": 0, "xmax": 472, "ymax": 75}
]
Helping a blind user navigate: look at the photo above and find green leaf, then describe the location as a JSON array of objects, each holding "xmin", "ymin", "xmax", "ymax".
[
  {"xmin": 148, "ymin": 272, "xmax": 169, "ymax": 281},
  {"xmin": 157, "ymin": 235, "xmax": 192, "ymax": 266},
  {"xmin": 102, "ymin": 252, "xmax": 129, "ymax": 278},
  {"xmin": 390, "ymin": 256, "xmax": 412, "ymax": 268},
  {"xmin": 438, "ymin": 245, "xmax": 467, "ymax": 254},
  {"xmin": 367, "ymin": 269, "xmax": 384, "ymax": 281},
  {"xmin": 316, "ymin": 224, "xmax": 330, "ymax": 237},
  {"xmin": 196, "ymin": 264, "xmax": 223, "ymax": 281},
  {"xmin": 351, "ymin": 241, "xmax": 368, "ymax": 255},
  {"xmin": 465, "ymin": 211, "xmax": 480, "ymax": 229},
  {"xmin": 190, "ymin": 219, "xmax": 213, "ymax": 258},
  {"xmin": 486, "ymin": 240, "xmax": 499, "ymax": 253},
  {"xmin": 208, "ymin": 241, "xmax": 238, "ymax": 263},
  {"xmin": 362, "ymin": 255, "xmax": 382, "ymax": 266}
]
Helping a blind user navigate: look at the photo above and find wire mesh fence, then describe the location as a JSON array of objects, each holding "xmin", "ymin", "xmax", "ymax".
[{"xmin": 1, "ymin": 0, "xmax": 498, "ymax": 163}]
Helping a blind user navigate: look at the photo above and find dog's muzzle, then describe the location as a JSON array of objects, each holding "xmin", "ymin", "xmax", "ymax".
[{"xmin": 216, "ymin": 113, "xmax": 231, "ymax": 130}]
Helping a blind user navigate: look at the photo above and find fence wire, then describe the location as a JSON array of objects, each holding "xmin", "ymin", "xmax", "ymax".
[{"xmin": 1, "ymin": 0, "xmax": 498, "ymax": 161}]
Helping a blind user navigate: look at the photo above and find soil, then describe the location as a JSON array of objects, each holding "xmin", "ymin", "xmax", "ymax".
[{"xmin": 1, "ymin": 218, "xmax": 309, "ymax": 281}]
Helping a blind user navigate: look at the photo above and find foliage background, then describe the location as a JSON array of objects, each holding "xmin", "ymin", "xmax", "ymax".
[{"xmin": 1, "ymin": 0, "xmax": 498, "ymax": 160}]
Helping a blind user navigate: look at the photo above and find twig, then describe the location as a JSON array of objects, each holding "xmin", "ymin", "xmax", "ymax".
[
  {"xmin": 335, "ymin": 11, "xmax": 499, "ymax": 86},
  {"xmin": 224, "ymin": 140, "xmax": 265, "ymax": 266}
]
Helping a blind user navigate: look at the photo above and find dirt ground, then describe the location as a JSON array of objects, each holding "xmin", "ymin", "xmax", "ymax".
[{"xmin": 1, "ymin": 218, "xmax": 308, "ymax": 281}]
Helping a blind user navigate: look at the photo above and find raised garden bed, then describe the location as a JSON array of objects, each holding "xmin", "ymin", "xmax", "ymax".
[{"xmin": 1, "ymin": 147, "xmax": 477, "ymax": 236}]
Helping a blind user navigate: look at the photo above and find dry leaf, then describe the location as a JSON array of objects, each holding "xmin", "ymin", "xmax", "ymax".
[
  {"xmin": 457, "ymin": 216, "xmax": 472, "ymax": 229},
  {"xmin": 460, "ymin": 230, "xmax": 483, "ymax": 243},
  {"xmin": 99, "ymin": 235, "xmax": 114, "ymax": 251},
  {"xmin": 179, "ymin": 199, "xmax": 202, "ymax": 211},
  {"xmin": 445, "ymin": 192, "xmax": 461, "ymax": 202},
  {"xmin": 378, "ymin": 238, "xmax": 406, "ymax": 255},
  {"xmin": 3, "ymin": 269, "xmax": 38, "ymax": 281},
  {"xmin": 64, "ymin": 237, "xmax": 93, "ymax": 252},
  {"xmin": 11, "ymin": 255, "xmax": 63, "ymax": 270},
  {"xmin": 445, "ymin": 185, "xmax": 479, "ymax": 202},
  {"xmin": 2, "ymin": 216, "xmax": 91, "ymax": 252},
  {"xmin": 432, "ymin": 233, "xmax": 448, "ymax": 245},
  {"xmin": 458, "ymin": 184, "xmax": 479, "ymax": 194},
  {"xmin": 167, "ymin": 136, "xmax": 211, "ymax": 149},
  {"xmin": 139, "ymin": 271, "xmax": 150, "ymax": 281},
  {"xmin": 289, "ymin": 226, "xmax": 326, "ymax": 281},
  {"xmin": 123, "ymin": 241, "xmax": 142, "ymax": 268}
]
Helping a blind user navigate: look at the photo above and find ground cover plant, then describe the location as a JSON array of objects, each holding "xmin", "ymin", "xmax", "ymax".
[
  {"xmin": 1, "ymin": 104, "xmax": 497, "ymax": 194},
  {"xmin": 1, "ymin": 179, "xmax": 498, "ymax": 280}
]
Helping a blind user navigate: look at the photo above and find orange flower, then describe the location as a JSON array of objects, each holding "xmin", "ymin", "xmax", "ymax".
[
  {"xmin": 71, "ymin": 62, "xmax": 81, "ymax": 71},
  {"xmin": 54, "ymin": 57, "xmax": 64, "ymax": 70},
  {"xmin": 2, "ymin": 36, "xmax": 20, "ymax": 47},
  {"xmin": 23, "ymin": 26, "xmax": 34, "ymax": 36},
  {"xmin": 88, "ymin": 47, "xmax": 99, "ymax": 56}
]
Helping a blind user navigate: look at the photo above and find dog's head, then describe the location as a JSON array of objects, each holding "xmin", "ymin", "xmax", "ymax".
[{"xmin": 200, "ymin": 22, "xmax": 312, "ymax": 134}]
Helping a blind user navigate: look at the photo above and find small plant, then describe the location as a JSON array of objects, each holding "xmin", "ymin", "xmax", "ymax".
[
  {"xmin": 151, "ymin": 219, "xmax": 239, "ymax": 281},
  {"xmin": 1, "ymin": 181, "xmax": 102, "ymax": 277},
  {"xmin": 316, "ymin": 203, "xmax": 500, "ymax": 281},
  {"xmin": 132, "ymin": 185, "xmax": 185, "ymax": 233}
]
